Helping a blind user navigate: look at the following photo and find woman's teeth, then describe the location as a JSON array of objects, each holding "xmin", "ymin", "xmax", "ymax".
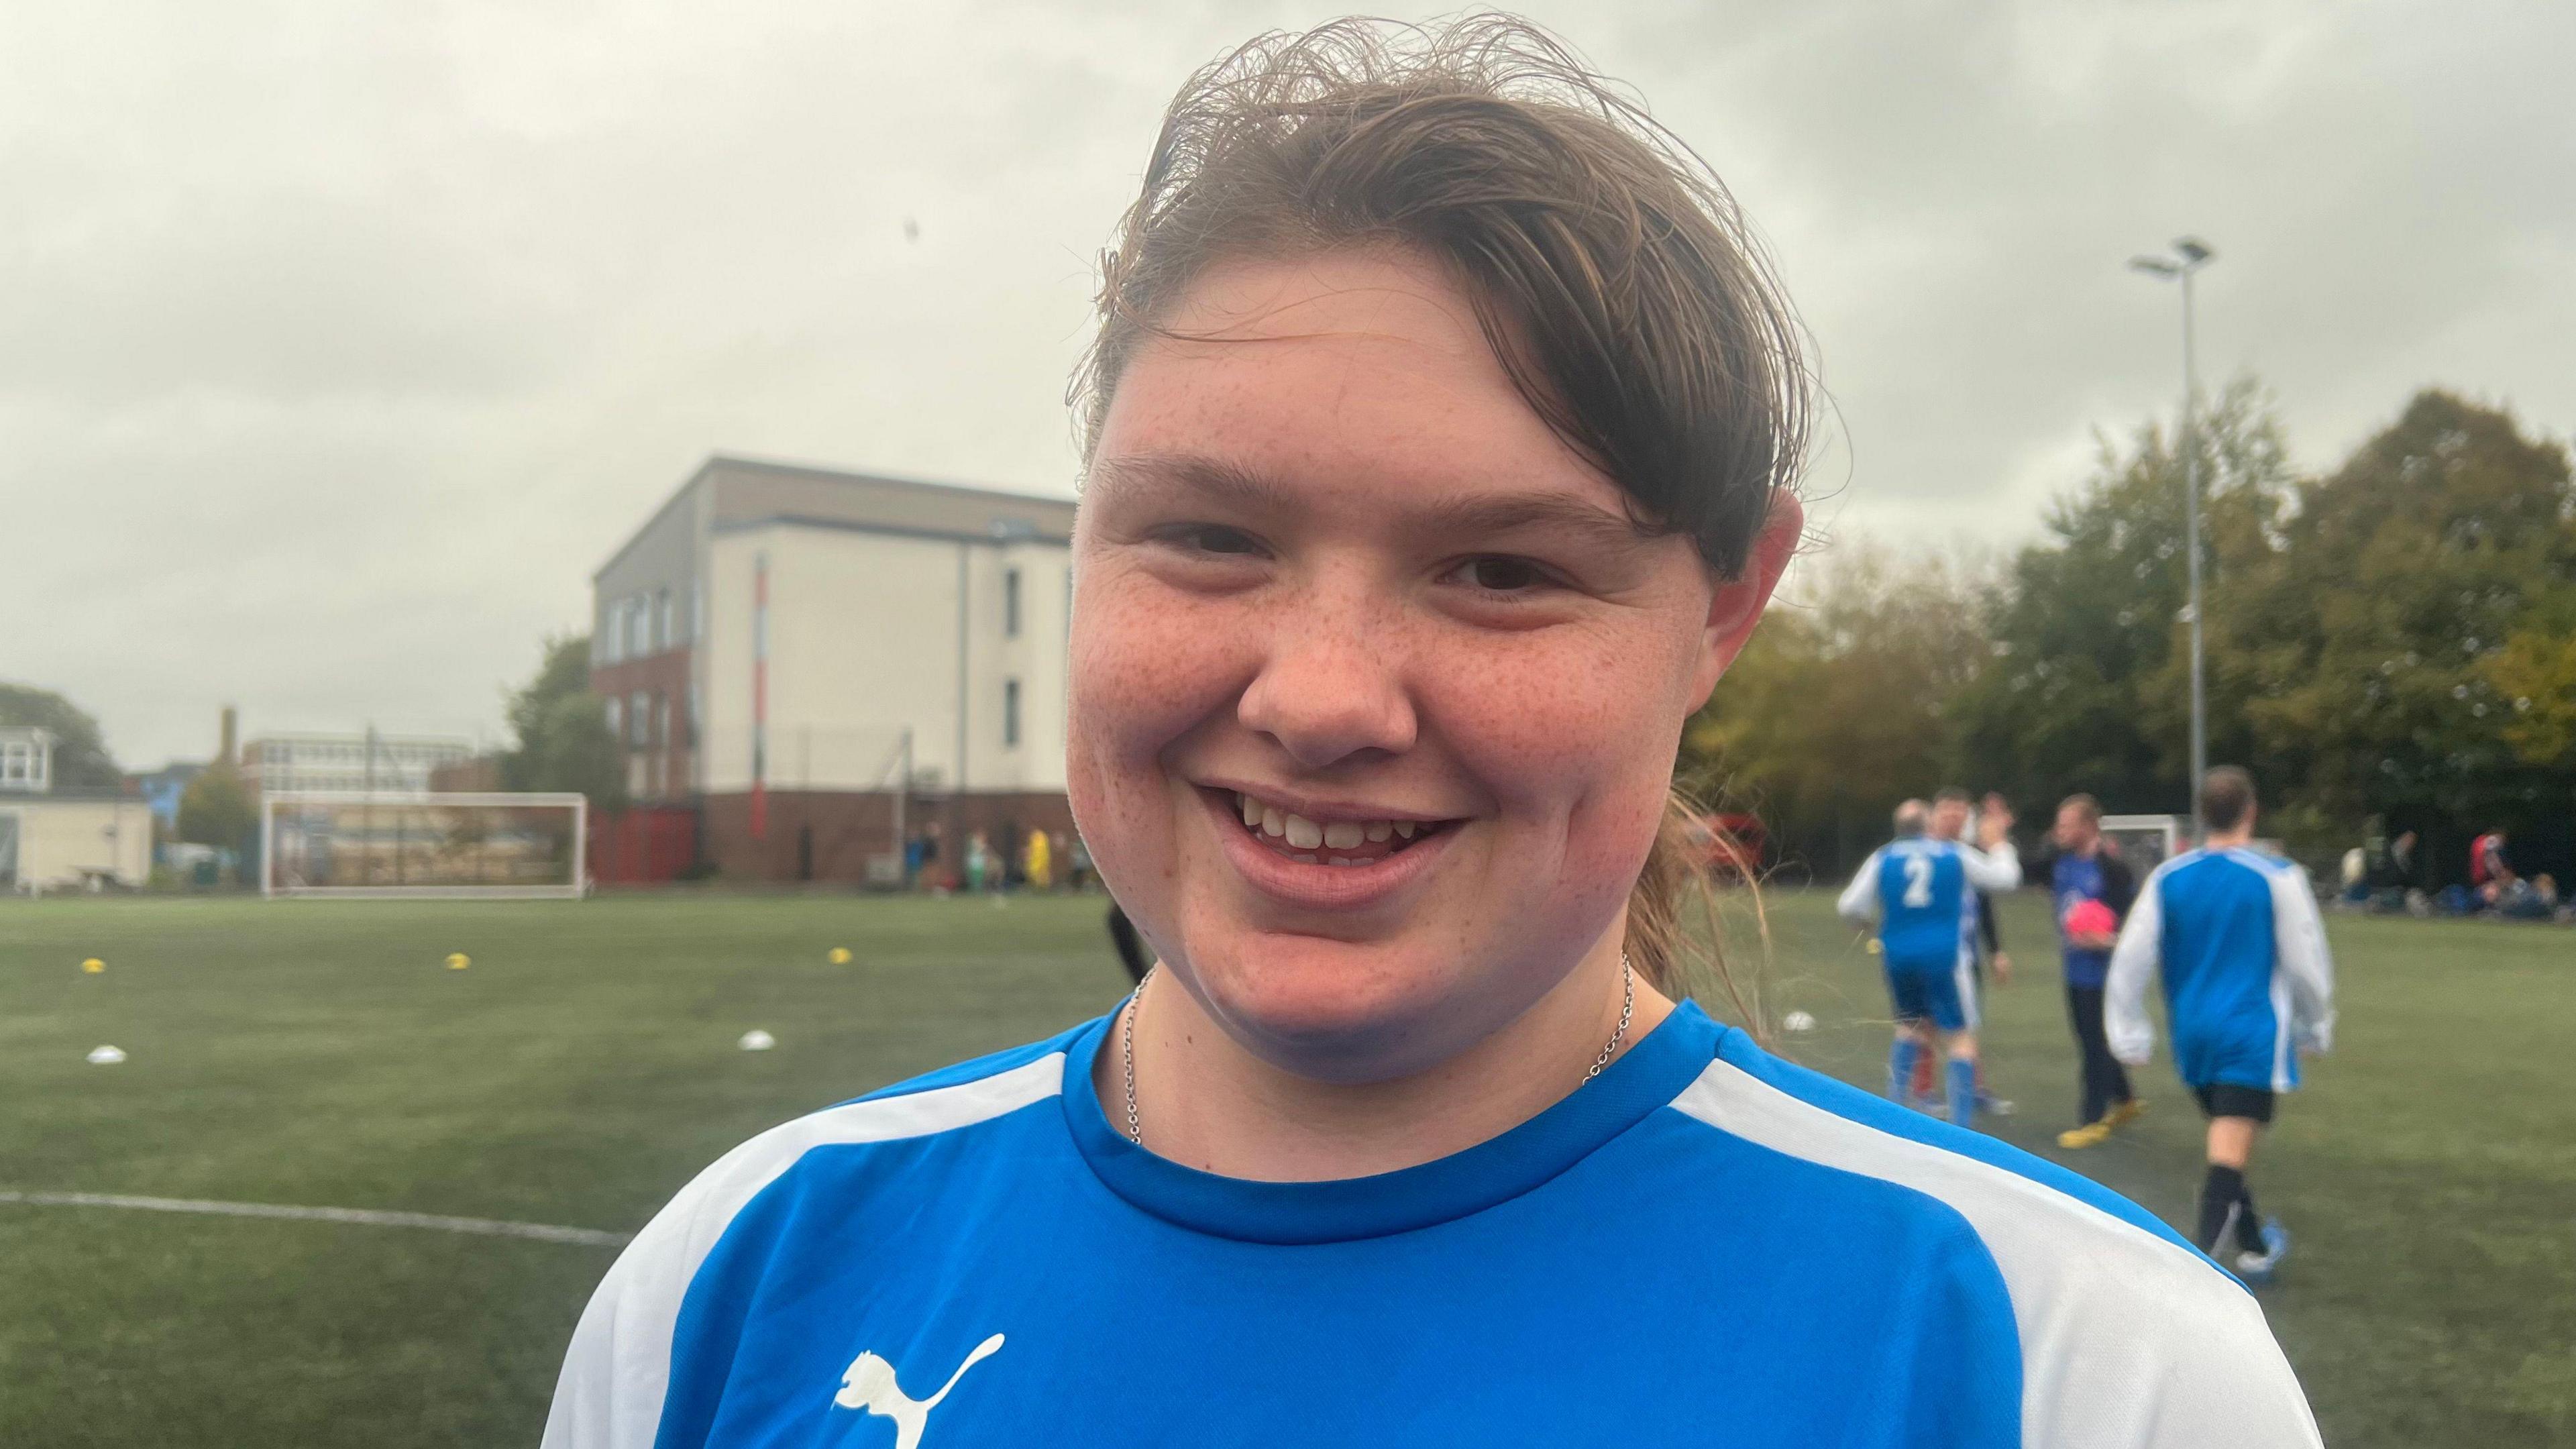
[{"xmin": 1235, "ymin": 793, "xmax": 1427, "ymax": 863}]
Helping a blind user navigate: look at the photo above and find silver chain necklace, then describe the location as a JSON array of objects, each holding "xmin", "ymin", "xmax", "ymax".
[{"xmin": 1119, "ymin": 953, "xmax": 1638, "ymax": 1149}]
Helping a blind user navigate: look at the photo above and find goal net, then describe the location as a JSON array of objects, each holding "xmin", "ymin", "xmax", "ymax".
[
  {"xmin": 2100, "ymin": 814, "xmax": 2188, "ymax": 876},
  {"xmin": 262, "ymin": 792, "xmax": 588, "ymax": 899}
]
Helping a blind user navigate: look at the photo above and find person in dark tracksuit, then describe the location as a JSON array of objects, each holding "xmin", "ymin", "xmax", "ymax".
[{"xmin": 2050, "ymin": 794, "xmax": 2141, "ymax": 1149}]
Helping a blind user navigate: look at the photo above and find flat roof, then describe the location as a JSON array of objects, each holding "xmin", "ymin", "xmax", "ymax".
[{"xmin": 594, "ymin": 453, "xmax": 1079, "ymax": 582}]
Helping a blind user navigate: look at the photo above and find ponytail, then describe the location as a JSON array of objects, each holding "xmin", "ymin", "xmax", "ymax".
[{"xmin": 1623, "ymin": 787, "xmax": 1771, "ymax": 1042}]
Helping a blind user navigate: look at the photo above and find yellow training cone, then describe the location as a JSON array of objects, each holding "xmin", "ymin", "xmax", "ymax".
[
  {"xmin": 446, "ymin": 953, "xmax": 471, "ymax": 971},
  {"xmin": 81, "ymin": 958, "xmax": 105, "ymax": 974},
  {"xmin": 827, "ymin": 947, "xmax": 853, "ymax": 965}
]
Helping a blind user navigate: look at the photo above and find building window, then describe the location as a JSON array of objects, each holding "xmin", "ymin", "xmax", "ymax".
[
  {"xmin": 1004, "ymin": 678, "xmax": 1022, "ymax": 749},
  {"xmin": 655, "ymin": 589, "xmax": 672, "ymax": 653},
  {"xmin": 653, "ymin": 693, "xmax": 669, "ymax": 749},
  {"xmin": 604, "ymin": 696, "xmax": 623, "ymax": 740},
  {"xmin": 1004, "ymin": 568, "xmax": 1022, "ymax": 638},
  {"xmin": 629, "ymin": 690, "xmax": 651, "ymax": 747}
]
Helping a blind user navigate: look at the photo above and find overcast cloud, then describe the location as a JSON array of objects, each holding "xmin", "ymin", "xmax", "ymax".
[{"xmin": 5, "ymin": 0, "xmax": 2567, "ymax": 767}]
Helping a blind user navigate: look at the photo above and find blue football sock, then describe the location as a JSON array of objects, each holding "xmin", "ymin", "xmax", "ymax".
[
  {"xmin": 1947, "ymin": 1058, "xmax": 1978, "ymax": 1127},
  {"xmin": 1888, "ymin": 1039, "xmax": 1921, "ymax": 1103}
]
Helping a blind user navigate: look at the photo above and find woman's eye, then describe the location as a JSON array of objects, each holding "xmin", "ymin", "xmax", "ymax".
[
  {"xmin": 1162, "ymin": 524, "xmax": 1263, "ymax": 556},
  {"xmin": 1456, "ymin": 556, "xmax": 1552, "ymax": 592}
]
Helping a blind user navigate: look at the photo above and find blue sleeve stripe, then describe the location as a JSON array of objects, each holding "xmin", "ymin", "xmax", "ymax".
[{"xmin": 1665, "ymin": 1040, "xmax": 2321, "ymax": 1448}]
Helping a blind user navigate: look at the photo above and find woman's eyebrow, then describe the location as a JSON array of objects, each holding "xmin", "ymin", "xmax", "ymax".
[
  {"xmin": 1092, "ymin": 451, "xmax": 1652, "ymax": 551},
  {"xmin": 1089, "ymin": 452, "xmax": 1297, "ymax": 513},
  {"xmin": 1411, "ymin": 492, "xmax": 1654, "ymax": 551}
]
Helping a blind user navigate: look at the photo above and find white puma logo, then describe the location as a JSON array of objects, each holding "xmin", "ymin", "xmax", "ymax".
[{"xmin": 833, "ymin": 1332, "xmax": 1005, "ymax": 1448}]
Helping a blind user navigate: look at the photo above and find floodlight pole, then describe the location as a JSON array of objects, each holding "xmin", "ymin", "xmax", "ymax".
[{"xmin": 2131, "ymin": 238, "xmax": 2216, "ymax": 835}]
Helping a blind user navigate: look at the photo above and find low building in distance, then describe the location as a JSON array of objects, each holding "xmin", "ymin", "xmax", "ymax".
[
  {"xmin": 239, "ymin": 732, "xmax": 476, "ymax": 796},
  {"xmin": 1, "ymin": 725, "xmax": 152, "ymax": 892}
]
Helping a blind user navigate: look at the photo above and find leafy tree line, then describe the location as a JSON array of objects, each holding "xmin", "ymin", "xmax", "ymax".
[
  {"xmin": 502, "ymin": 635, "xmax": 627, "ymax": 810},
  {"xmin": 1688, "ymin": 384, "xmax": 2576, "ymax": 886}
]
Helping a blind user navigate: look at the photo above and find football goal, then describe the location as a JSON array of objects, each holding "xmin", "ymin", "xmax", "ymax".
[
  {"xmin": 2100, "ymin": 814, "xmax": 2188, "ymax": 875},
  {"xmin": 261, "ymin": 792, "xmax": 588, "ymax": 899}
]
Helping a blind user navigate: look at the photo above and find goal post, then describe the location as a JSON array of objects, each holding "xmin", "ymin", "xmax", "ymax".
[
  {"xmin": 2099, "ymin": 814, "xmax": 2188, "ymax": 875},
  {"xmin": 260, "ymin": 791, "xmax": 588, "ymax": 900}
]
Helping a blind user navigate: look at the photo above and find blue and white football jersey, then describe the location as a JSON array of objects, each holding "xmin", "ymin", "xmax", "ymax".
[
  {"xmin": 1836, "ymin": 838, "xmax": 2023, "ymax": 977},
  {"xmin": 544, "ymin": 1000, "xmax": 2318, "ymax": 1448},
  {"xmin": 1878, "ymin": 840, "xmax": 1970, "ymax": 971},
  {"xmin": 2106, "ymin": 847, "xmax": 2336, "ymax": 1091}
]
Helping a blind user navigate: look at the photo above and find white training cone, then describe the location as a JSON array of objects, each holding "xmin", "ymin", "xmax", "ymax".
[
  {"xmin": 87, "ymin": 1044, "xmax": 127, "ymax": 1065},
  {"xmin": 1782, "ymin": 1011, "xmax": 1817, "ymax": 1034},
  {"xmin": 738, "ymin": 1030, "xmax": 777, "ymax": 1052}
]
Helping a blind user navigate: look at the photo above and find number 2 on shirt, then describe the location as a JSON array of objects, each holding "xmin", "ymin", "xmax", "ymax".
[{"xmin": 1902, "ymin": 855, "xmax": 1933, "ymax": 908}]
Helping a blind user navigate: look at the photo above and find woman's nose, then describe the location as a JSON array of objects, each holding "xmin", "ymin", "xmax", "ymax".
[{"xmin": 1235, "ymin": 594, "xmax": 1419, "ymax": 771}]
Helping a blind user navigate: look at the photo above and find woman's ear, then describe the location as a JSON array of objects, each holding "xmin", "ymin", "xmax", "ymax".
[{"xmin": 1688, "ymin": 493, "xmax": 1803, "ymax": 707}]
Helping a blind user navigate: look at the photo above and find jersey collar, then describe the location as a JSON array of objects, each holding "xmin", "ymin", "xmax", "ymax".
[{"xmin": 1060, "ymin": 997, "xmax": 1725, "ymax": 1244}]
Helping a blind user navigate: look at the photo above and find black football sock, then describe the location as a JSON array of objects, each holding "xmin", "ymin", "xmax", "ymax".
[
  {"xmin": 2196, "ymin": 1165, "xmax": 2246, "ymax": 1252},
  {"xmin": 2233, "ymin": 1177, "xmax": 2268, "ymax": 1253}
]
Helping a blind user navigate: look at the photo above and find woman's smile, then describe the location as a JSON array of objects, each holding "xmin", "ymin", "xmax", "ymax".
[{"xmin": 1193, "ymin": 782, "xmax": 1464, "ymax": 912}]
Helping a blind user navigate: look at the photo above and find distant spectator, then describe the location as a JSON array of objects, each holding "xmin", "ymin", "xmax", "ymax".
[
  {"xmin": 2496, "ymin": 871, "xmax": 2553, "ymax": 921},
  {"xmin": 2365, "ymin": 829, "xmax": 2417, "ymax": 914},
  {"xmin": 1024, "ymin": 828, "xmax": 1053, "ymax": 891},
  {"xmin": 906, "ymin": 820, "xmax": 944, "ymax": 890},
  {"xmin": 2470, "ymin": 829, "xmax": 2508, "ymax": 889}
]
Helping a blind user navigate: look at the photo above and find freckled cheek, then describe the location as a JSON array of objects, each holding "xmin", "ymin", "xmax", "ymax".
[
  {"xmin": 1065, "ymin": 576, "xmax": 1256, "ymax": 879},
  {"xmin": 1430, "ymin": 630, "xmax": 1688, "ymax": 860},
  {"xmin": 1069, "ymin": 580, "xmax": 1255, "ymax": 765}
]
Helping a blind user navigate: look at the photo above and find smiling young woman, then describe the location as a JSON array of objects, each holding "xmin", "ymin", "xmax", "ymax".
[{"xmin": 545, "ymin": 18, "xmax": 2321, "ymax": 1448}]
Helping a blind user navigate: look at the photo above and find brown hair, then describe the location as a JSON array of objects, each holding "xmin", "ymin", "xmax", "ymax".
[
  {"xmin": 2200, "ymin": 767, "xmax": 2257, "ymax": 833},
  {"xmin": 2057, "ymin": 792, "xmax": 2102, "ymax": 825},
  {"xmin": 1073, "ymin": 16, "xmax": 1809, "ymax": 1013}
]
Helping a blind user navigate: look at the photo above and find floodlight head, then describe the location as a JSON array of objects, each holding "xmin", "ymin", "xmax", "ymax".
[
  {"xmin": 2173, "ymin": 237, "xmax": 2214, "ymax": 265},
  {"xmin": 2129, "ymin": 255, "xmax": 2181, "ymax": 277}
]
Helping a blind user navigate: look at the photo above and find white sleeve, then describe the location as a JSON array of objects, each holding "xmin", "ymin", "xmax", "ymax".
[
  {"xmin": 2104, "ymin": 867, "xmax": 2165, "ymax": 1066},
  {"xmin": 541, "ymin": 1153, "xmax": 749, "ymax": 1449},
  {"xmin": 2271, "ymin": 864, "xmax": 2337, "ymax": 1055},
  {"xmin": 1837, "ymin": 849, "xmax": 1885, "ymax": 925},
  {"xmin": 543, "ymin": 1056, "xmax": 1063, "ymax": 1449},
  {"xmin": 1958, "ymin": 840, "xmax": 2023, "ymax": 892}
]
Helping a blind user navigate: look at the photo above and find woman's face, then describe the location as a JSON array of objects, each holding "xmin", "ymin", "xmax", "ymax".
[{"xmin": 1069, "ymin": 248, "xmax": 1792, "ymax": 1083}]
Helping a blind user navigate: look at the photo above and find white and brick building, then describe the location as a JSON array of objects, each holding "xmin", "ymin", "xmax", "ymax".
[{"xmin": 590, "ymin": 454, "xmax": 1076, "ymax": 881}]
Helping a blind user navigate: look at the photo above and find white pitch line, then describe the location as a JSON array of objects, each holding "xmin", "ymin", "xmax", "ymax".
[{"xmin": 0, "ymin": 1190, "xmax": 632, "ymax": 1247}]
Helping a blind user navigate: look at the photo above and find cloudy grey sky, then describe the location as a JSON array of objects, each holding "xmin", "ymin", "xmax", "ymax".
[{"xmin": 6, "ymin": 1, "xmax": 2567, "ymax": 768}]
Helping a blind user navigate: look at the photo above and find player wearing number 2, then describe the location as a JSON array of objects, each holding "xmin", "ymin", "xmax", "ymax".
[{"xmin": 1839, "ymin": 792, "xmax": 2023, "ymax": 1127}]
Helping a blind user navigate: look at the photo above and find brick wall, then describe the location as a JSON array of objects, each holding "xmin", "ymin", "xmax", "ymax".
[{"xmin": 699, "ymin": 789, "xmax": 1077, "ymax": 885}]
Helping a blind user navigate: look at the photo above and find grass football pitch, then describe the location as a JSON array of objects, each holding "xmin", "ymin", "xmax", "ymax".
[{"xmin": 1, "ymin": 890, "xmax": 2568, "ymax": 1446}]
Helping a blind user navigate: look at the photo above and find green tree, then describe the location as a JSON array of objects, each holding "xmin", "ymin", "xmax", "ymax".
[
  {"xmin": 1954, "ymin": 378, "xmax": 2298, "ymax": 816},
  {"xmin": 2485, "ymin": 616, "xmax": 2576, "ymax": 767},
  {"xmin": 2214, "ymin": 390, "xmax": 2575, "ymax": 841},
  {"xmin": 177, "ymin": 763, "xmax": 256, "ymax": 849},
  {"xmin": 0, "ymin": 682, "xmax": 122, "ymax": 788},
  {"xmin": 501, "ymin": 635, "xmax": 627, "ymax": 811},
  {"xmin": 1684, "ymin": 541, "xmax": 1992, "ymax": 873}
]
